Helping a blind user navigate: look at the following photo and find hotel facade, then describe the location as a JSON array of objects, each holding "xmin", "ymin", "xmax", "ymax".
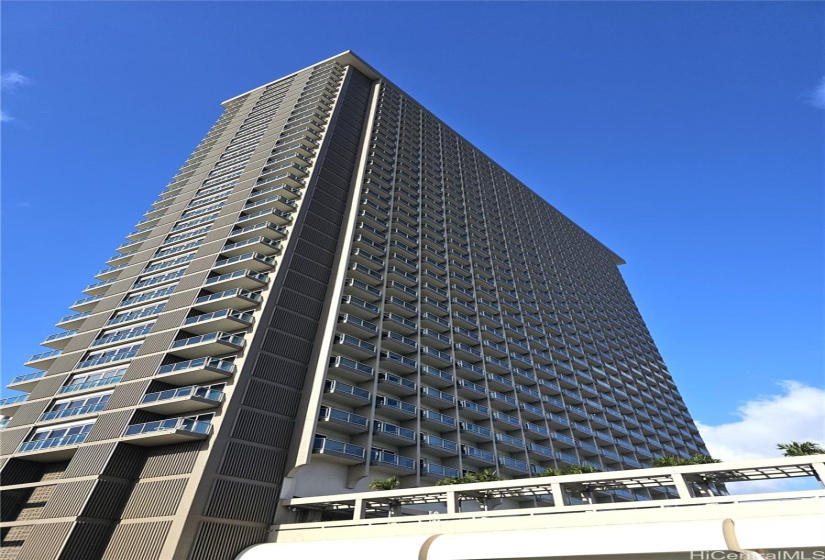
[{"xmin": 0, "ymin": 52, "xmax": 708, "ymax": 560}]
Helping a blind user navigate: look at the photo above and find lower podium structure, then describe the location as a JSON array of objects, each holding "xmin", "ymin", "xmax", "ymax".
[{"xmin": 239, "ymin": 456, "xmax": 825, "ymax": 560}]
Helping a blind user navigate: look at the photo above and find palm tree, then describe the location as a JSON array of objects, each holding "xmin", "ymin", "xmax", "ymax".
[
  {"xmin": 689, "ymin": 453, "xmax": 721, "ymax": 464},
  {"xmin": 651, "ymin": 454, "xmax": 720, "ymax": 467},
  {"xmin": 435, "ymin": 475, "xmax": 466, "ymax": 486},
  {"xmin": 468, "ymin": 468, "xmax": 500, "ymax": 482},
  {"xmin": 434, "ymin": 468, "xmax": 501, "ymax": 486},
  {"xmin": 369, "ymin": 475, "xmax": 400, "ymax": 490},
  {"xmin": 651, "ymin": 455, "xmax": 685, "ymax": 467},
  {"xmin": 777, "ymin": 441, "xmax": 825, "ymax": 457}
]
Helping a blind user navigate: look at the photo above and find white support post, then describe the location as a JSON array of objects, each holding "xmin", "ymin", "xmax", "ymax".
[
  {"xmin": 671, "ymin": 473, "xmax": 693, "ymax": 499},
  {"xmin": 550, "ymin": 482, "xmax": 565, "ymax": 507}
]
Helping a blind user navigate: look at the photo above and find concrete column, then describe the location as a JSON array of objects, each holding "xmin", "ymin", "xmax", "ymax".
[
  {"xmin": 671, "ymin": 473, "xmax": 693, "ymax": 499},
  {"xmin": 445, "ymin": 490, "xmax": 459, "ymax": 514},
  {"xmin": 353, "ymin": 497, "xmax": 366, "ymax": 520},
  {"xmin": 550, "ymin": 482, "xmax": 564, "ymax": 507}
]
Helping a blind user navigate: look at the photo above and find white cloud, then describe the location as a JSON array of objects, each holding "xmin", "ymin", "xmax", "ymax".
[
  {"xmin": 811, "ymin": 77, "xmax": 825, "ymax": 109},
  {"xmin": 696, "ymin": 381, "xmax": 825, "ymax": 493},
  {"xmin": 1, "ymin": 71, "xmax": 31, "ymax": 124},
  {"xmin": 697, "ymin": 381, "xmax": 825, "ymax": 461},
  {"xmin": 1, "ymin": 71, "xmax": 31, "ymax": 91}
]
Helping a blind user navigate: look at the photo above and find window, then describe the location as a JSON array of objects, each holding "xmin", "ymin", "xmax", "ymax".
[
  {"xmin": 61, "ymin": 367, "xmax": 126, "ymax": 393},
  {"xmin": 22, "ymin": 420, "xmax": 95, "ymax": 451},
  {"xmin": 92, "ymin": 321, "xmax": 154, "ymax": 347},
  {"xmin": 77, "ymin": 343, "xmax": 141, "ymax": 369},
  {"xmin": 42, "ymin": 391, "xmax": 113, "ymax": 421}
]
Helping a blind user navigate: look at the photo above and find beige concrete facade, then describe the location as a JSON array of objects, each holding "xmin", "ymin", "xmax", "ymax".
[{"xmin": 2, "ymin": 52, "xmax": 708, "ymax": 560}]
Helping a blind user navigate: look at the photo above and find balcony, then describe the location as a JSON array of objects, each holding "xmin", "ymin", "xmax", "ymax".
[
  {"xmin": 193, "ymin": 288, "xmax": 262, "ymax": 313},
  {"xmin": 70, "ymin": 294, "xmax": 105, "ymax": 312},
  {"xmin": 377, "ymin": 372, "xmax": 416, "ymax": 396},
  {"xmin": 337, "ymin": 314, "xmax": 378, "ymax": 338},
  {"xmin": 495, "ymin": 432, "xmax": 525, "ymax": 452},
  {"xmin": 59, "ymin": 373, "xmax": 124, "ymax": 395},
  {"xmin": 83, "ymin": 277, "xmax": 119, "ymax": 296},
  {"xmin": 243, "ymin": 194, "xmax": 297, "ymax": 214},
  {"xmin": 138, "ymin": 385, "xmax": 224, "ymax": 414},
  {"xmin": 123, "ymin": 417, "xmax": 212, "ymax": 446},
  {"xmin": 56, "ymin": 311, "xmax": 91, "ymax": 329},
  {"xmin": 328, "ymin": 355, "xmax": 374, "ymax": 382},
  {"xmin": 498, "ymin": 455, "xmax": 529, "ymax": 475},
  {"xmin": 182, "ymin": 309, "xmax": 254, "ymax": 335},
  {"xmin": 312, "ymin": 436, "xmax": 365, "ymax": 465},
  {"xmin": 420, "ymin": 433, "xmax": 459, "ymax": 457},
  {"xmin": 0, "ymin": 393, "xmax": 28, "ymax": 415},
  {"xmin": 381, "ymin": 331, "xmax": 417, "ymax": 354},
  {"xmin": 41, "ymin": 330, "xmax": 78, "ymax": 350},
  {"xmin": 249, "ymin": 182, "xmax": 303, "ymax": 202},
  {"xmin": 39, "ymin": 400, "xmax": 109, "ymax": 423},
  {"xmin": 323, "ymin": 380, "xmax": 371, "ymax": 406},
  {"xmin": 379, "ymin": 350, "xmax": 417, "ymax": 374},
  {"xmin": 420, "ymin": 365, "xmax": 453, "ymax": 388},
  {"xmin": 373, "ymin": 421, "xmax": 416, "ymax": 444},
  {"xmin": 420, "ymin": 409, "xmax": 456, "ymax": 430},
  {"xmin": 492, "ymin": 411, "xmax": 520, "ymax": 430},
  {"xmin": 17, "ymin": 430, "xmax": 91, "ymax": 461},
  {"xmin": 221, "ymin": 236, "xmax": 282, "ymax": 258},
  {"xmin": 420, "ymin": 461, "xmax": 460, "ymax": 479},
  {"xmin": 333, "ymin": 334, "xmax": 376, "ymax": 360},
  {"xmin": 204, "ymin": 269, "xmax": 269, "ymax": 291},
  {"xmin": 156, "ymin": 357, "xmax": 236, "ymax": 385},
  {"xmin": 461, "ymin": 444, "xmax": 495, "ymax": 466},
  {"xmin": 213, "ymin": 252, "xmax": 276, "ymax": 274},
  {"xmin": 227, "ymin": 221, "xmax": 287, "ymax": 243},
  {"xmin": 25, "ymin": 349, "xmax": 62, "ymax": 369},
  {"xmin": 236, "ymin": 208, "xmax": 293, "ymax": 228},
  {"xmin": 375, "ymin": 395, "xmax": 417, "ymax": 420},
  {"xmin": 345, "ymin": 278, "xmax": 382, "ymax": 301},
  {"xmin": 420, "ymin": 386, "xmax": 455, "ymax": 409},
  {"xmin": 383, "ymin": 312, "xmax": 416, "ymax": 334},
  {"xmin": 370, "ymin": 449, "xmax": 416, "ymax": 473},
  {"xmin": 340, "ymin": 295, "xmax": 379, "ymax": 319},
  {"xmin": 75, "ymin": 347, "xmax": 140, "ymax": 370},
  {"xmin": 460, "ymin": 421, "xmax": 492, "ymax": 442},
  {"xmin": 318, "ymin": 406, "xmax": 369, "ymax": 434},
  {"xmin": 255, "ymin": 172, "xmax": 305, "ymax": 190},
  {"xmin": 526, "ymin": 443, "xmax": 556, "ymax": 464},
  {"xmin": 7, "ymin": 371, "xmax": 46, "ymax": 392}
]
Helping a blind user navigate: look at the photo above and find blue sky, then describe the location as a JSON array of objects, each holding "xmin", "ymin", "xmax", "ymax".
[{"xmin": 2, "ymin": 2, "xmax": 823, "ymax": 459}]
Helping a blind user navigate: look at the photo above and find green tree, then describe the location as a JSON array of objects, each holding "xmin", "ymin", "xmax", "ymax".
[
  {"xmin": 777, "ymin": 441, "xmax": 825, "ymax": 457},
  {"xmin": 535, "ymin": 464, "xmax": 601, "ymax": 476},
  {"xmin": 434, "ymin": 468, "xmax": 501, "ymax": 486},
  {"xmin": 468, "ymin": 468, "xmax": 500, "ymax": 482},
  {"xmin": 651, "ymin": 454, "xmax": 720, "ymax": 467},
  {"xmin": 689, "ymin": 453, "xmax": 721, "ymax": 464},
  {"xmin": 369, "ymin": 475, "xmax": 400, "ymax": 490}
]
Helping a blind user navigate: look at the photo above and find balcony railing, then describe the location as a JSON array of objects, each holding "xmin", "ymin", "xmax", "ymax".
[
  {"xmin": 59, "ymin": 374, "xmax": 123, "ymax": 395},
  {"xmin": 124, "ymin": 417, "xmax": 212, "ymax": 438},
  {"xmin": 171, "ymin": 332, "xmax": 245, "ymax": 351},
  {"xmin": 40, "ymin": 401, "xmax": 108, "ymax": 422},
  {"xmin": 76, "ymin": 349, "xmax": 139, "ymax": 370},
  {"xmin": 312, "ymin": 436, "xmax": 365, "ymax": 464},
  {"xmin": 18, "ymin": 432, "xmax": 90, "ymax": 453},
  {"xmin": 0, "ymin": 394, "xmax": 29, "ymax": 407},
  {"xmin": 370, "ymin": 449, "xmax": 416, "ymax": 471},
  {"xmin": 139, "ymin": 385, "xmax": 224, "ymax": 414},
  {"xmin": 8, "ymin": 371, "xmax": 46, "ymax": 389}
]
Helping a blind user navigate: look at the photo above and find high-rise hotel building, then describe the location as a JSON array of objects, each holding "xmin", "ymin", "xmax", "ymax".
[{"xmin": 0, "ymin": 52, "xmax": 708, "ymax": 560}]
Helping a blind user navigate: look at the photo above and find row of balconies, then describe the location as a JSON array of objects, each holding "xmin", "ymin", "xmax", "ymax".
[{"xmin": 318, "ymin": 371, "xmax": 677, "ymax": 463}]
